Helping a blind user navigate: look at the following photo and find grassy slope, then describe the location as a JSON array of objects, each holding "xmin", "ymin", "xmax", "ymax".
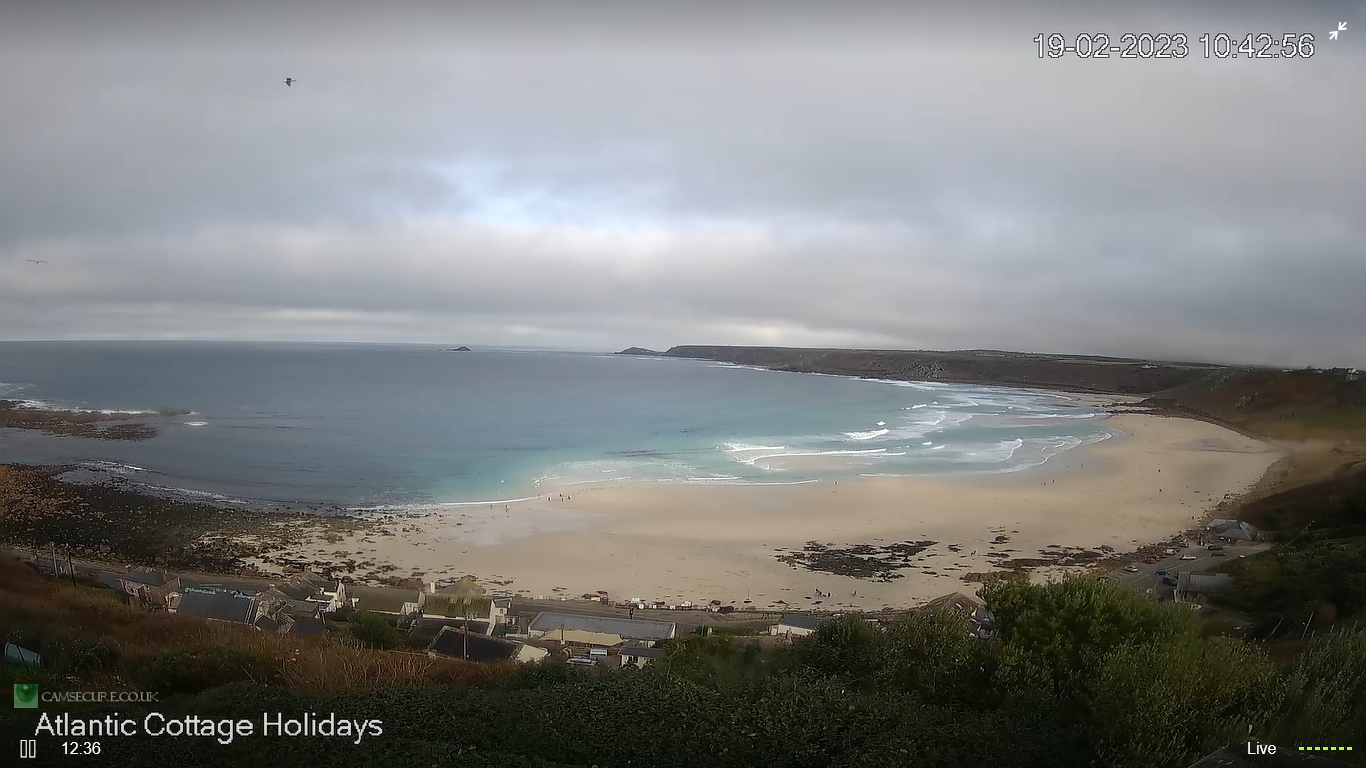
[{"xmin": 0, "ymin": 556, "xmax": 510, "ymax": 694}]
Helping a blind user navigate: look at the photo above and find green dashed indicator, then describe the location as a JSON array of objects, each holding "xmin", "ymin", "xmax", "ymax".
[{"xmin": 1299, "ymin": 746, "xmax": 1353, "ymax": 751}]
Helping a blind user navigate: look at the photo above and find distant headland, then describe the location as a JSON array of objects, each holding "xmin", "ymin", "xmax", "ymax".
[{"xmin": 615, "ymin": 345, "xmax": 1364, "ymax": 441}]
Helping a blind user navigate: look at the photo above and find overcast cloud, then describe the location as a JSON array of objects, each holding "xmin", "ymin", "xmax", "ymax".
[{"xmin": 1, "ymin": 1, "xmax": 1363, "ymax": 367}]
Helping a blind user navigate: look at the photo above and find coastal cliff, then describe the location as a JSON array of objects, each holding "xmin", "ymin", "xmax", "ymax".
[
  {"xmin": 620, "ymin": 345, "xmax": 1366, "ymax": 442},
  {"xmin": 632, "ymin": 345, "xmax": 1225, "ymax": 395}
]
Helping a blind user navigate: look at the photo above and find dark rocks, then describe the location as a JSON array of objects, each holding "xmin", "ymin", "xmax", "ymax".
[
  {"xmin": 0, "ymin": 464, "xmax": 376, "ymax": 575},
  {"xmin": 0, "ymin": 401, "xmax": 187, "ymax": 441},
  {"xmin": 774, "ymin": 539, "xmax": 938, "ymax": 581},
  {"xmin": 615, "ymin": 347, "xmax": 664, "ymax": 356}
]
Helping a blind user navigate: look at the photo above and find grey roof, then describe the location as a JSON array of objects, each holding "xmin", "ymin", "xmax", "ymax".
[
  {"xmin": 254, "ymin": 615, "xmax": 282, "ymax": 632},
  {"xmin": 423, "ymin": 594, "xmax": 492, "ymax": 618},
  {"xmin": 530, "ymin": 612, "xmax": 675, "ymax": 641},
  {"xmin": 349, "ymin": 585, "xmax": 420, "ymax": 614},
  {"xmin": 276, "ymin": 583, "xmax": 315, "ymax": 601},
  {"xmin": 292, "ymin": 571, "xmax": 335, "ymax": 589},
  {"xmin": 411, "ymin": 616, "xmax": 491, "ymax": 639},
  {"xmin": 277, "ymin": 599, "xmax": 324, "ymax": 619},
  {"xmin": 428, "ymin": 627, "xmax": 523, "ymax": 662},
  {"xmin": 284, "ymin": 618, "xmax": 326, "ymax": 636},
  {"xmin": 177, "ymin": 590, "xmax": 256, "ymax": 624},
  {"xmin": 775, "ymin": 614, "xmax": 823, "ymax": 631},
  {"xmin": 1179, "ymin": 573, "xmax": 1233, "ymax": 595}
]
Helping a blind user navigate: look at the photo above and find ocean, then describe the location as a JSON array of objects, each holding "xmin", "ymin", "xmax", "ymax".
[{"xmin": 0, "ymin": 342, "xmax": 1115, "ymax": 510}]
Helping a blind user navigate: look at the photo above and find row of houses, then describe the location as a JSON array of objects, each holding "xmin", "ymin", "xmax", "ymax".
[
  {"xmin": 423, "ymin": 611, "xmax": 679, "ymax": 666},
  {"xmin": 424, "ymin": 592, "xmax": 993, "ymax": 666},
  {"xmin": 49, "ymin": 557, "xmax": 991, "ymax": 666}
]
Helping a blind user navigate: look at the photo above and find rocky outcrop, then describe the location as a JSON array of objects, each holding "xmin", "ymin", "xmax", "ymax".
[
  {"xmin": 0, "ymin": 401, "xmax": 187, "ymax": 441},
  {"xmin": 615, "ymin": 347, "xmax": 664, "ymax": 356}
]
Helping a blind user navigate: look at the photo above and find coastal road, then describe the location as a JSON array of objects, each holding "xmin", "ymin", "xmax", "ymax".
[
  {"xmin": 1110, "ymin": 541, "xmax": 1269, "ymax": 596},
  {"xmin": 508, "ymin": 598, "xmax": 782, "ymax": 630}
]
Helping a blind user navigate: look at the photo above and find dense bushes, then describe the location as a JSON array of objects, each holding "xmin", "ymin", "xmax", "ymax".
[
  {"xmin": 348, "ymin": 611, "xmax": 400, "ymax": 649},
  {"xmin": 1221, "ymin": 483, "xmax": 1366, "ymax": 634},
  {"xmin": 123, "ymin": 648, "xmax": 282, "ymax": 695},
  {"xmin": 1267, "ymin": 629, "xmax": 1366, "ymax": 747},
  {"xmin": 5, "ymin": 564, "xmax": 1364, "ymax": 767}
]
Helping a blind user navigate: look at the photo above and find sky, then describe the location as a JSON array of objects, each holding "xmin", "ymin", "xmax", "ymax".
[{"xmin": 1, "ymin": 2, "xmax": 1363, "ymax": 368}]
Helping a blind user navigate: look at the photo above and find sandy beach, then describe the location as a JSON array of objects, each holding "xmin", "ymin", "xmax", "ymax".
[{"xmin": 271, "ymin": 410, "xmax": 1283, "ymax": 611}]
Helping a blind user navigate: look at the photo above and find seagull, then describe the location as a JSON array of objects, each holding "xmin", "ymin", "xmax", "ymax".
[{"xmin": 284, "ymin": 78, "xmax": 296, "ymax": 87}]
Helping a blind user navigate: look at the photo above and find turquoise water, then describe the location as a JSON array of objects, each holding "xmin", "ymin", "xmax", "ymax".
[{"xmin": 0, "ymin": 342, "xmax": 1114, "ymax": 510}]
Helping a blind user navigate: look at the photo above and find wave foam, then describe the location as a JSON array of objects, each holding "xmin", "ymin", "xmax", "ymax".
[
  {"xmin": 183, "ymin": 421, "xmax": 208, "ymax": 427},
  {"xmin": 81, "ymin": 460, "xmax": 148, "ymax": 474},
  {"xmin": 724, "ymin": 442, "xmax": 788, "ymax": 453},
  {"xmin": 843, "ymin": 428, "xmax": 890, "ymax": 441}
]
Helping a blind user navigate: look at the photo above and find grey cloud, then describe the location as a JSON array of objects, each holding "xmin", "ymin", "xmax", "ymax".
[{"xmin": 2, "ymin": 2, "xmax": 1364, "ymax": 367}]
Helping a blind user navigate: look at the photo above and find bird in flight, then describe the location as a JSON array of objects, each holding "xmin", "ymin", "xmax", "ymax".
[
  {"xmin": 284, "ymin": 78, "xmax": 297, "ymax": 87},
  {"xmin": 25, "ymin": 260, "xmax": 48, "ymax": 264}
]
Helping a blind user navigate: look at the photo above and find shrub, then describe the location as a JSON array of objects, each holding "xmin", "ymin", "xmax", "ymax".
[
  {"xmin": 795, "ymin": 615, "xmax": 885, "ymax": 685},
  {"xmin": 123, "ymin": 648, "xmax": 281, "ymax": 695},
  {"xmin": 349, "ymin": 611, "xmax": 400, "ymax": 650},
  {"xmin": 1268, "ymin": 628, "xmax": 1366, "ymax": 746}
]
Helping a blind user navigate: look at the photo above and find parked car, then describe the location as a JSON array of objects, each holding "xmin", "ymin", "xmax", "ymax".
[
  {"xmin": 1180, "ymin": 554, "xmax": 1197, "ymax": 560},
  {"xmin": 1212, "ymin": 551, "xmax": 1226, "ymax": 557},
  {"xmin": 1164, "ymin": 548, "xmax": 1178, "ymax": 556},
  {"xmin": 1161, "ymin": 576, "xmax": 1178, "ymax": 587},
  {"xmin": 1124, "ymin": 565, "xmax": 1140, "ymax": 573},
  {"xmin": 1207, "ymin": 544, "xmax": 1225, "ymax": 551},
  {"xmin": 1155, "ymin": 569, "xmax": 1172, "ymax": 577},
  {"xmin": 1144, "ymin": 557, "xmax": 1158, "ymax": 564}
]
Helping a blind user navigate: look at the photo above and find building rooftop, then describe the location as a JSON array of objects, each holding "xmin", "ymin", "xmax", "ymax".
[
  {"xmin": 423, "ymin": 594, "xmax": 493, "ymax": 619},
  {"xmin": 284, "ymin": 618, "xmax": 327, "ymax": 636},
  {"xmin": 529, "ymin": 612, "xmax": 675, "ymax": 641},
  {"xmin": 349, "ymin": 585, "xmax": 420, "ymax": 614},
  {"xmin": 1178, "ymin": 573, "xmax": 1234, "ymax": 595},
  {"xmin": 921, "ymin": 591, "xmax": 985, "ymax": 614},
  {"xmin": 177, "ymin": 590, "xmax": 255, "ymax": 624},
  {"xmin": 275, "ymin": 582, "xmax": 315, "ymax": 601},
  {"xmin": 428, "ymin": 627, "xmax": 524, "ymax": 662},
  {"xmin": 410, "ymin": 616, "xmax": 491, "ymax": 640},
  {"xmin": 775, "ymin": 614, "xmax": 824, "ymax": 631}
]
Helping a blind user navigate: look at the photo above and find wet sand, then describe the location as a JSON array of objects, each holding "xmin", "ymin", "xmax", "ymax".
[{"xmin": 269, "ymin": 412, "xmax": 1283, "ymax": 611}]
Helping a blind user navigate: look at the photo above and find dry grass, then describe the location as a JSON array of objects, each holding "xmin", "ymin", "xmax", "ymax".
[
  {"xmin": 279, "ymin": 638, "xmax": 512, "ymax": 692},
  {"xmin": 0, "ymin": 556, "xmax": 512, "ymax": 692}
]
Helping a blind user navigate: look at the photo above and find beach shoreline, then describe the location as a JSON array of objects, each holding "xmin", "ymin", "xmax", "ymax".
[{"xmin": 267, "ymin": 407, "xmax": 1285, "ymax": 611}]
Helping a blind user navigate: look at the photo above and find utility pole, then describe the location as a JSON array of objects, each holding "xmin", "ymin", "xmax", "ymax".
[{"xmin": 66, "ymin": 546, "xmax": 75, "ymax": 585}]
